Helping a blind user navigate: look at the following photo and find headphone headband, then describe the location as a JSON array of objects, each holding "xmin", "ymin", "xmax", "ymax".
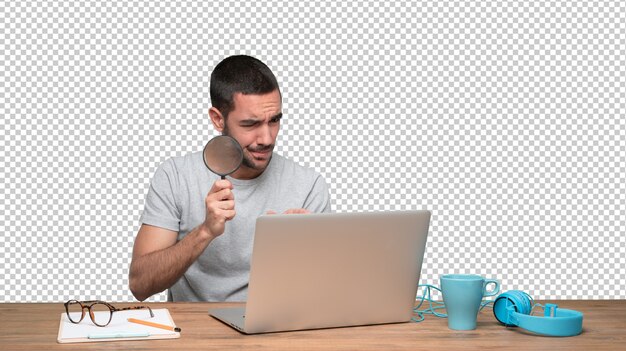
[{"xmin": 493, "ymin": 291, "xmax": 583, "ymax": 337}]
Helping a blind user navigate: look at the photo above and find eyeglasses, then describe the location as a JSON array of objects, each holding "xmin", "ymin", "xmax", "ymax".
[{"xmin": 64, "ymin": 300, "xmax": 154, "ymax": 327}]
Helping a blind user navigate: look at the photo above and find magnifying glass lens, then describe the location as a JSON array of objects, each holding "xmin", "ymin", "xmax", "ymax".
[{"xmin": 203, "ymin": 135, "xmax": 244, "ymax": 179}]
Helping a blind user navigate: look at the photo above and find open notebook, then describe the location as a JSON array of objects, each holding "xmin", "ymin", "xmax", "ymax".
[{"xmin": 57, "ymin": 308, "xmax": 180, "ymax": 343}]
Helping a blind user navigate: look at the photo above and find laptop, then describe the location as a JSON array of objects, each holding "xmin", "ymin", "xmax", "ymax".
[{"xmin": 209, "ymin": 210, "xmax": 431, "ymax": 334}]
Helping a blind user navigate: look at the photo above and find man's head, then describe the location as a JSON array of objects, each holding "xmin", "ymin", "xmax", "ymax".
[{"xmin": 209, "ymin": 55, "xmax": 282, "ymax": 180}]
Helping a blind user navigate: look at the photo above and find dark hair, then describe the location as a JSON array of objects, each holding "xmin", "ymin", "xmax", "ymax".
[{"xmin": 210, "ymin": 55, "xmax": 281, "ymax": 118}]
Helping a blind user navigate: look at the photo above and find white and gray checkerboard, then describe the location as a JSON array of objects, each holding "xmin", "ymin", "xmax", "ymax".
[{"xmin": 1, "ymin": 1, "xmax": 625, "ymax": 302}]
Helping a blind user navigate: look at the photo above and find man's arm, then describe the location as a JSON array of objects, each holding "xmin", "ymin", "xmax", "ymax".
[
  {"xmin": 129, "ymin": 179, "xmax": 235, "ymax": 301},
  {"xmin": 128, "ymin": 224, "xmax": 215, "ymax": 301}
]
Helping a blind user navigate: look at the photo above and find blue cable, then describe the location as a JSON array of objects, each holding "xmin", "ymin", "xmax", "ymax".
[
  {"xmin": 412, "ymin": 284, "xmax": 447, "ymax": 322},
  {"xmin": 413, "ymin": 284, "xmax": 497, "ymax": 323},
  {"xmin": 480, "ymin": 300, "xmax": 493, "ymax": 311}
]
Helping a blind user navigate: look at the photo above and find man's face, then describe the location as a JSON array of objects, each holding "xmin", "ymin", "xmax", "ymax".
[{"xmin": 212, "ymin": 89, "xmax": 282, "ymax": 179}]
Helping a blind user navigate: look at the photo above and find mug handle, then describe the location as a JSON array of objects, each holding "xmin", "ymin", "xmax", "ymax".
[{"xmin": 483, "ymin": 279, "xmax": 500, "ymax": 297}]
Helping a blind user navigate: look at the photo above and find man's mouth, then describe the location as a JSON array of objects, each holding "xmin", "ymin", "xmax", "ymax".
[{"xmin": 249, "ymin": 147, "xmax": 273, "ymax": 159}]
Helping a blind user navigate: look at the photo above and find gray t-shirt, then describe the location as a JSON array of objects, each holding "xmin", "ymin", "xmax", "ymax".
[{"xmin": 139, "ymin": 151, "xmax": 332, "ymax": 301}]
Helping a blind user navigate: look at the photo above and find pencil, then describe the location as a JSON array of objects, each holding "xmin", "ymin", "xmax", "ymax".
[{"xmin": 127, "ymin": 318, "xmax": 182, "ymax": 332}]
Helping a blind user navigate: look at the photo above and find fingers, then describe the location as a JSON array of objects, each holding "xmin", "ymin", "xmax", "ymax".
[
  {"xmin": 284, "ymin": 208, "xmax": 311, "ymax": 214},
  {"xmin": 266, "ymin": 208, "xmax": 311, "ymax": 215},
  {"xmin": 206, "ymin": 195, "xmax": 235, "ymax": 212},
  {"xmin": 207, "ymin": 184, "xmax": 234, "ymax": 204},
  {"xmin": 202, "ymin": 180, "xmax": 236, "ymax": 238},
  {"xmin": 215, "ymin": 187, "xmax": 234, "ymax": 201},
  {"xmin": 223, "ymin": 209, "xmax": 236, "ymax": 221},
  {"xmin": 205, "ymin": 180, "xmax": 234, "ymax": 209},
  {"xmin": 217, "ymin": 200, "xmax": 235, "ymax": 211},
  {"xmin": 209, "ymin": 179, "xmax": 233, "ymax": 194},
  {"xmin": 203, "ymin": 201, "xmax": 236, "ymax": 238}
]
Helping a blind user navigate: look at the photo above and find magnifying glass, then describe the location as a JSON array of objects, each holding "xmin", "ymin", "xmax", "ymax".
[{"xmin": 202, "ymin": 135, "xmax": 244, "ymax": 179}]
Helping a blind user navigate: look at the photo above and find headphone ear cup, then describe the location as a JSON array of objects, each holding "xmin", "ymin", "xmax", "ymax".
[
  {"xmin": 492, "ymin": 290, "xmax": 533, "ymax": 327},
  {"xmin": 493, "ymin": 294, "xmax": 518, "ymax": 327}
]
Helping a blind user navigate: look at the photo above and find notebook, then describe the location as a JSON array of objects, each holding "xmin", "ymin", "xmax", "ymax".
[
  {"xmin": 210, "ymin": 210, "xmax": 431, "ymax": 334},
  {"xmin": 57, "ymin": 308, "xmax": 180, "ymax": 343}
]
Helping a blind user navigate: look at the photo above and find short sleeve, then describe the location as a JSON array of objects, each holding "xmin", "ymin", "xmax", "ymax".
[
  {"xmin": 139, "ymin": 159, "xmax": 181, "ymax": 231},
  {"xmin": 303, "ymin": 174, "xmax": 333, "ymax": 213}
]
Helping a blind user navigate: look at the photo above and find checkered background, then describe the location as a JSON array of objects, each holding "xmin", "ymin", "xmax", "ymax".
[{"xmin": 1, "ymin": 1, "xmax": 625, "ymax": 302}]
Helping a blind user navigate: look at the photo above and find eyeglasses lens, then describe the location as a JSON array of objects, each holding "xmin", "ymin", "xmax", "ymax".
[
  {"xmin": 90, "ymin": 302, "xmax": 112, "ymax": 326},
  {"xmin": 66, "ymin": 300, "xmax": 83, "ymax": 323}
]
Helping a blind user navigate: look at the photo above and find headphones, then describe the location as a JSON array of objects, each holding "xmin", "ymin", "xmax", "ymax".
[{"xmin": 492, "ymin": 290, "xmax": 583, "ymax": 337}]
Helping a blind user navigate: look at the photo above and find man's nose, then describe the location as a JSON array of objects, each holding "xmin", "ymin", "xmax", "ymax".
[{"xmin": 256, "ymin": 124, "xmax": 273, "ymax": 146}]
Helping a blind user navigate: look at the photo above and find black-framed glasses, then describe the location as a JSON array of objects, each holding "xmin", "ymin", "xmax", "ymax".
[{"xmin": 64, "ymin": 300, "xmax": 154, "ymax": 327}]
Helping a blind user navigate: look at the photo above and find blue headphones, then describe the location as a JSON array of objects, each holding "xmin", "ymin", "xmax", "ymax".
[{"xmin": 492, "ymin": 290, "xmax": 583, "ymax": 337}]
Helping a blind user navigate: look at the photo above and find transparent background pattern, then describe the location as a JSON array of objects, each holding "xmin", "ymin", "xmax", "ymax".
[{"xmin": 1, "ymin": 1, "xmax": 625, "ymax": 302}]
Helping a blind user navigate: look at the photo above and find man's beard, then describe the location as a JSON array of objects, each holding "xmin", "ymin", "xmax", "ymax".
[
  {"xmin": 223, "ymin": 124, "xmax": 274, "ymax": 171},
  {"xmin": 241, "ymin": 145, "xmax": 274, "ymax": 170}
]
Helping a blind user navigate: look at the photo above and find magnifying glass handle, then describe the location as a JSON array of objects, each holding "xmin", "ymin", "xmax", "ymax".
[{"xmin": 221, "ymin": 175, "xmax": 226, "ymax": 180}]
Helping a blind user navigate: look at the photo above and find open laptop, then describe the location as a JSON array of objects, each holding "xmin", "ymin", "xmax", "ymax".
[{"xmin": 209, "ymin": 210, "xmax": 431, "ymax": 334}]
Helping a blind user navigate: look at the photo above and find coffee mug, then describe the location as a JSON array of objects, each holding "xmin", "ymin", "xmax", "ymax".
[{"xmin": 440, "ymin": 274, "xmax": 500, "ymax": 330}]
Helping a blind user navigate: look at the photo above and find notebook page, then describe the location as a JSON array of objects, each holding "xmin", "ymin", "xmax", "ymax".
[{"xmin": 60, "ymin": 308, "xmax": 177, "ymax": 339}]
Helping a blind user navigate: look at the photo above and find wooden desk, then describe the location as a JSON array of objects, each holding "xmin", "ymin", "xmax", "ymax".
[{"xmin": 0, "ymin": 301, "xmax": 624, "ymax": 350}]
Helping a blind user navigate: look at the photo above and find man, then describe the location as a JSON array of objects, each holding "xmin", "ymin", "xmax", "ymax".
[{"xmin": 129, "ymin": 55, "xmax": 332, "ymax": 302}]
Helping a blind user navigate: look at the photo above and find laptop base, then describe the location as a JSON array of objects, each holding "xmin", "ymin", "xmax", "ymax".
[{"xmin": 210, "ymin": 307, "xmax": 248, "ymax": 333}]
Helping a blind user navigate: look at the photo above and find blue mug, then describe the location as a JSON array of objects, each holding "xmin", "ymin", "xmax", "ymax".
[{"xmin": 440, "ymin": 274, "xmax": 500, "ymax": 330}]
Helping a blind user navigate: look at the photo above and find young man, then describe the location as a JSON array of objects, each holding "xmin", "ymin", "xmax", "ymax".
[{"xmin": 129, "ymin": 55, "xmax": 332, "ymax": 302}]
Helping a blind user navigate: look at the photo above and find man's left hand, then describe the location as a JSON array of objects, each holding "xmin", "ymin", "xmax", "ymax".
[{"xmin": 266, "ymin": 208, "xmax": 311, "ymax": 215}]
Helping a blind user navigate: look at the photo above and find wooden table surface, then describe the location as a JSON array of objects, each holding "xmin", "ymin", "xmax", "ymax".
[{"xmin": 0, "ymin": 300, "xmax": 624, "ymax": 350}]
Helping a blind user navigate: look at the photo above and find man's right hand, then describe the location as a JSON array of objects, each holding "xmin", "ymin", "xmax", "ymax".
[
  {"xmin": 129, "ymin": 179, "xmax": 234, "ymax": 301},
  {"xmin": 202, "ymin": 179, "xmax": 236, "ymax": 238}
]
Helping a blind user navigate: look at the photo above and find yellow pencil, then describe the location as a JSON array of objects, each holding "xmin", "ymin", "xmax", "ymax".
[{"xmin": 128, "ymin": 318, "xmax": 182, "ymax": 332}]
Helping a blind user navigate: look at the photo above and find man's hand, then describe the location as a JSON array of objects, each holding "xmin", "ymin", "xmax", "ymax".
[
  {"xmin": 266, "ymin": 208, "xmax": 311, "ymax": 215},
  {"xmin": 203, "ymin": 179, "xmax": 236, "ymax": 238}
]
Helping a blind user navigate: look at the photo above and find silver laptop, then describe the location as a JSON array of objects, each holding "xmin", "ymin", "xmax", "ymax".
[{"xmin": 210, "ymin": 210, "xmax": 431, "ymax": 334}]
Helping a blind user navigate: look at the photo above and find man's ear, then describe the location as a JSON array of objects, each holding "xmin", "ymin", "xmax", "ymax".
[{"xmin": 209, "ymin": 107, "xmax": 225, "ymax": 132}]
